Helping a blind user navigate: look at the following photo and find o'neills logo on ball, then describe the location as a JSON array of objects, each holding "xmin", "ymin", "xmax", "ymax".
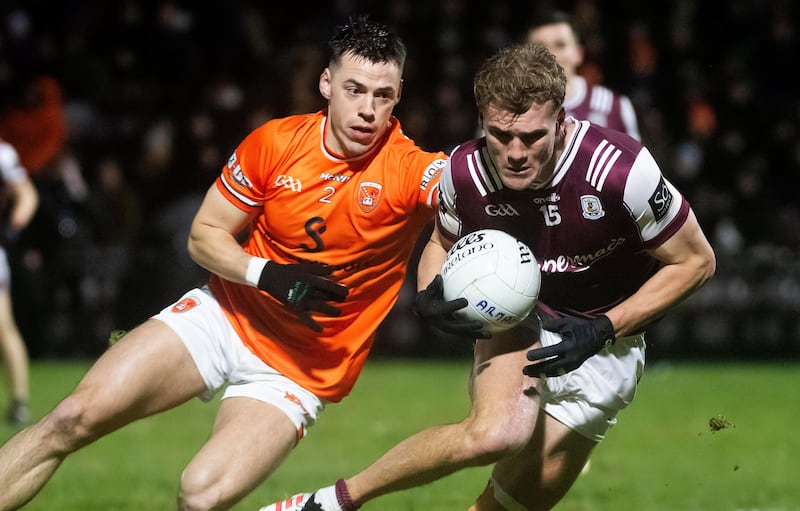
[{"xmin": 357, "ymin": 181, "xmax": 382, "ymax": 213}]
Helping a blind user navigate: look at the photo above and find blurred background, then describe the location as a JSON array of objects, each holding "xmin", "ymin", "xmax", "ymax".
[{"xmin": 0, "ymin": 0, "xmax": 798, "ymax": 362}]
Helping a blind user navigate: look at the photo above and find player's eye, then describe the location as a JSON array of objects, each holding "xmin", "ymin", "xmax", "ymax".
[
  {"xmin": 489, "ymin": 130, "xmax": 512, "ymax": 144},
  {"xmin": 520, "ymin": 134, "xmax": 541, "ymax": 146}
]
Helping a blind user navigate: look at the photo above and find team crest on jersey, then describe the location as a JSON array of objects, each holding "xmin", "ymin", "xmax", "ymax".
[
  {"xmin": 580, "ymin": 195, "xmax": 605, "ymax": 220},
  {"xmin": 357, "ymin": 181, "xmax": 382, "ymax": 213},
  {"xmin": 171, "ymin": 295, "xmax": 200, "ymax": 313}
]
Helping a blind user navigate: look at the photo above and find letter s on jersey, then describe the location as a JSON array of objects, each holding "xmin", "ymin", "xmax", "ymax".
[{"xmin": 299, "ymin": 217, "xmax": 326, "ymax": 253}]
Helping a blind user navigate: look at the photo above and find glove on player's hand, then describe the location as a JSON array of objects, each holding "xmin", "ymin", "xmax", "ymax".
[
  {"xmin": 415, "ymin": 275, "xmax": 490, "ymax": 340},
  {"xmin": 523, "ymin": 315, "xmax": 615, "ymax": 377},
  {"xmin": 258, "ymin": 261, "xmax": 348, "ymax": 332}
]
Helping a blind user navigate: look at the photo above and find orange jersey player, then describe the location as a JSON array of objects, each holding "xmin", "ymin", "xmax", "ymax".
[
  {"xmin": 0, "ymin": 15, "xmax": 445, "ymax": 511},
  {"xmin": 210, "ymin": 110, "xmax": 445, "ymax": 402}
]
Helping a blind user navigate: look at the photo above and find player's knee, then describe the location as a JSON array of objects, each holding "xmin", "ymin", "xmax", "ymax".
[
  {"xmin": 461, "ymin": 416, "xmax": 530, "ymax": 463},
  {"xmin": 45, "ymin": 394, "xmax": 100, "ymax": 452},
  {"xmin": 179, "ymin": 466, "xmax": 229, "ymax": 511}
]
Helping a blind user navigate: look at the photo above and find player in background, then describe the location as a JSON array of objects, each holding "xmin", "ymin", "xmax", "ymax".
[
  {"xmin": 0, "ymin": 15, "xmax": 445, "ymax": 511},
  {"xmin": 261, "ymin": 43, "xmax": 714, "ymax": 511},
  {"xmin": 527, "ymin": 9, "xmax": 640, "ymax": 141},
  {"xmin": 0, "ymin": 139, "xmax": 38, "ymax": 427}
]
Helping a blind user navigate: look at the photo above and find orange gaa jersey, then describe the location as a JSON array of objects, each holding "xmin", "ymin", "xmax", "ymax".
[{"xmin": 209, "ymin": 110, "xmax": 446, "ymax": 402}]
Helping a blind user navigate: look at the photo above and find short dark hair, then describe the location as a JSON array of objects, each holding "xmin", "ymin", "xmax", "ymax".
[
  {"xmin": 528, "ymin": 9, "xmax": 580, "ymax": 42},
  {"xmin": 328, "ymin": 15, "xmax": 407, "ymax": 71}
]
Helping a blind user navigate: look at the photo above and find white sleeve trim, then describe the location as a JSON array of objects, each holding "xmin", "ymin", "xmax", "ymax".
[{"xmin": 623, "ymin": 148, "xmax": 683, "ymax": 242}]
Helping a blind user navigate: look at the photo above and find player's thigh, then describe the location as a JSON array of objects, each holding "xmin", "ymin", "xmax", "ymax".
[
  {"xmin": 469, "ymin": 325, "xmax": 542, "ymax": 429},
  {"xmin": 0, "ymin": 286, "xmax": 15, "ymax": 328},
  {"xmin": 488, "ymin": 412, "xmax": 595, "ymax": 511},
  {"xmin": 70, "ymin": 318, "xmax": 207, "ymax": 427},
  {"xmin": 181, "ymin": 396, "xmax": 298, "ymax": 505}
]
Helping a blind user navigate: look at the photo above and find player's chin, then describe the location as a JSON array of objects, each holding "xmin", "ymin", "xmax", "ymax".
[{"xmin": 500, "ymin": 172, "xmax": 536, "ymax": 191}]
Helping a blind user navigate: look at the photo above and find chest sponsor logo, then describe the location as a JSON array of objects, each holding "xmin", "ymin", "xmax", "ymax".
[
  {"xmin": 580, "ymin": 195, "xmax": 605, "ymax": 220},
  {"xmin": 485, "ymin": 203, "xmax": 520, "ymax": 217},
  {"xmin": 649, "ymin": 176, "xmax": 673, "ymax": 222},
  {"xmin": 357, "ymin": 181, "xmax": 382, "ymax": 213},
  {"xmin": 539, "ymin": 237, "xmax": 626, "ymax": 272},
  {"xmin": 275, "ymin": 174, "xmax": 302, "ymax": 193}
]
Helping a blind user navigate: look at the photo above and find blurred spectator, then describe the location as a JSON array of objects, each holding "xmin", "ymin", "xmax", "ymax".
[
  {"xmin": 0, "ymin": 76, "xmax": 67, "ymax": 175},
  {"xmin": 527, "ymin": 8, "xmax": 641, "ymax": 141},
  {"xmin": 0, "ymin": 138, "xmax": 38, "ymax": 427}
]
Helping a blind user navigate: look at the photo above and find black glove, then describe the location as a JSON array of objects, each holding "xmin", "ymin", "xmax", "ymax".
[
  {"xmin": 257, "ymin": 261, "xmax": 348, "ymax": 332},
  {"xmin": 523, "ymin": 314, "xmax": 615, "ymax": 377},
  {"xmin": 415, "ymin": 274, "xmax": 490, "ymax": 339}
]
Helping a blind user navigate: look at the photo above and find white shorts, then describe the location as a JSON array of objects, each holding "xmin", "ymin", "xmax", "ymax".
[
  {"xmin": 153, "ymin": 287, "xmax": 324, "ymax": 439},
  {"xmin": 539, "ymin": 327, "xmax": 646, "ymax": 442}
]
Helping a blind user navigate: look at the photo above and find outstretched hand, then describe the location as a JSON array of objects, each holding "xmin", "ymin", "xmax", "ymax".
[
  {"xmin": 415, "ymin": 275, "xmax": 490, "ymax": 340},
  {"xmin": 523, "ymin": 314, "xmax": 615, "ymax": 377}
]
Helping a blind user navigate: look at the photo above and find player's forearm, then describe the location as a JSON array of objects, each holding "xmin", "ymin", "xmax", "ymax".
[
  {"xmin": 416, "ymin": 234, "xmax": 449, "ymax": 291},
  {"xmin": 607, "ymin": 254, "xmax": 715, "ymax": 337},
  {"xmin": 187, "ymin": 223, "xmax": 253, "ymax": 286}
]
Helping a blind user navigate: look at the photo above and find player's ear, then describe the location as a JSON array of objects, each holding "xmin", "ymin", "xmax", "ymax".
[
  {"xmin": 319, "ymin": 68, "xmax": 332, "ymax": 100},
  {"xmin": 556, "ymin": 106, "xmax": 566, "ymax": 134}
]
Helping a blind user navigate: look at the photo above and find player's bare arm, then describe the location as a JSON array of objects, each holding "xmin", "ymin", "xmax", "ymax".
[
  {"xmin": 7, "ymin": 177, "xmax": 38, "ymax": 232},
  {"xmin": 188, "ymin": 184, "xmax": 256, "ymax": 285},
  {"xmin": 605, "ymin": 210, "xmax": 716, "ymax": 337},
  {"xmin": 416, "ymin": 225, "xmax": 451, "ymax": 291}
]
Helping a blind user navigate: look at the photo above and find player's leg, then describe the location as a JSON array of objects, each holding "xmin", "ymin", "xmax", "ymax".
[
  {"xmin": 469, "ymin": 412, "xmax": 595, "ymax": 511},
  {"xmin": 0, "ymin": 318, "xmax": 208, "ymax": 510},
  {"xmin": 0, "ymin": 286, "xmax": 30, "ymax": 426},
  {"xmin": 469, "ymin": 332, "xmax": 646, "ymax": 510},
  {"xmin": 340, "ymin": 326, "xmax": 543, "ymax": 504},
  {"xmin": 178, "ymin": 396, "xmax": 299, "ymax": 510},
  {"xmin": 179, "ymin": 322, "xmax": 326, "ymax": 511}
]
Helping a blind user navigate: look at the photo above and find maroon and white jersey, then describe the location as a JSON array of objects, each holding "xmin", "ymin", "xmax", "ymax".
[
  {"xmin": 0, "ymin": 140, "xmax": 28, "ymax": 227},
  {"xmin": 437, "ymin": 118, "xmax": 689, "ymax": 319},
  {"xmin": 566, "ymin": 76, "xmax": 640, "ymax": 141}
]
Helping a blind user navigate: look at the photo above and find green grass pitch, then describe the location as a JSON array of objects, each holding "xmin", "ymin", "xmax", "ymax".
[{"xmin": 2, "ymin": 359, "xmax": 798, "ymax": 510}]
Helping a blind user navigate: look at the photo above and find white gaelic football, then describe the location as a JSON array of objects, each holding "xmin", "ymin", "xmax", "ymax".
[{"xmin": 441, "ymin": 229, "xmax": 540, "ymax": 333}]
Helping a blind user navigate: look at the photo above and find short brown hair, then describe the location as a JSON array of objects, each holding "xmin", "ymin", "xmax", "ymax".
[{"xmin": 473, "ymin": 43, "xmax": 566, "ymax": 116}]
